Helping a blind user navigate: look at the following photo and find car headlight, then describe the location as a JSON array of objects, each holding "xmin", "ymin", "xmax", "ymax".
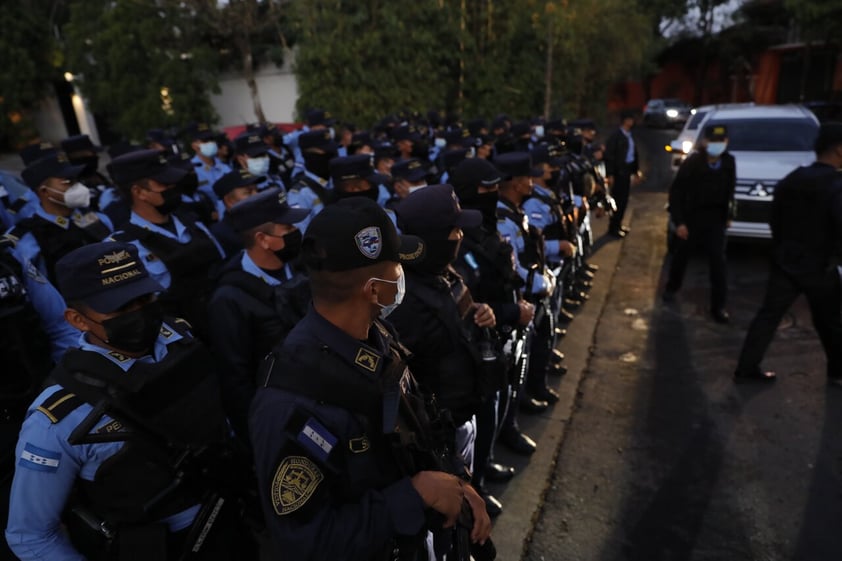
[
  {"xmin": 681, "ymin": 140, "xmax": 693, "ymax": 153},
  {"xmin": 666, "ymin": 109, "xmax": 679, "ymax": 118}
]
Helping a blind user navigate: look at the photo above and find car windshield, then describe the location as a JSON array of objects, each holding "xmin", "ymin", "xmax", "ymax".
[
  {"xmin": 686, "ymin": 111, "xmax": 707, "ymax": 130},
  {"xmin": 663, "ymin": 99, "xmax": 686, "ymax": 108},
  {"xmin": 709, "ymin": 118, "xmax": 818, "ymax": 151}
]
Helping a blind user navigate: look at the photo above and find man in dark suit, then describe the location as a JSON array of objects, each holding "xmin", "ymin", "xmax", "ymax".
[{"xmin": 603, "ymin": 110, "xmax": 640, "ymax": 237}]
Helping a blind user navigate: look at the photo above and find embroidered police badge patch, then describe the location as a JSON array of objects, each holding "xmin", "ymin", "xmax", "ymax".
[
  {"xmin": 271, "ymin": 456, "xmax": 323, "ymax": 515},
  {"xmin": 354, "ymin": 348, "xmax": 380, "ymax": 373},
  {"xmin": 354, "ymin": 226, "xmax": 381, "ymax": 259}
]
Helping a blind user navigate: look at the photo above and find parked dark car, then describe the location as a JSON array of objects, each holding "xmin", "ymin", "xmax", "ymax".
[{"xmin": 643, "ymin": 98, "xmax": 692, "ymax": 128}]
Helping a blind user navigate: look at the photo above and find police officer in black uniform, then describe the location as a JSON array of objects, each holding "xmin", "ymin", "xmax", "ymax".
[
  {"xmin": 207, "ymin": 188, "xmax": 308, "ymax": 441},
  {"xmin": 210, "ymin": 169, "xmax": 263, "ymax": 256},
  {"xmin": 250, "ymin": 197, "xmax": 492, "ymax": 561},
  {"xmin": 734, "ymin": 122, "xmax": 842, "ymax": 383},
  {"xmin": 664, "ymin": 124, "xmax": 736, "ymax": 323},
  {"xmin": 6, "ymin": 241, "xmax": 252, "ymax": 561}
]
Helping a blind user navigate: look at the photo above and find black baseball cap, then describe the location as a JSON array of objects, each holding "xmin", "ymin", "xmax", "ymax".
[
  {"xmin": 494, "ymin": 152, "xmax": 543, "ymax": 179},
  {"xmin": 302, "ymin": 197, "xmax": 425, "ymax": 272},
  {"xmin": 61, "ymin": 134, "xmax": 102, "ymax": 155},
  {"xmin": 298, "ymin": 130, "xmax": 337, "ymax": 152},
  {"xmin": 234, "ymin": 133, "xmax": 269, "ymax": 157},
  {"xmin": 392, "ymin": 125, "xmax": 420, "ymax": 143},
  {"xmin": 704, "ymin": 124, "xmax": 728, "ymax": 141},
  {"xmin": 107, "ymin": 149, "xmax": 188, "ymax": 186},
  {"xmin": 19, "ymin": 141, "xmax": 58, "ymax": 166},
  {"xmin": 21, "ymin": 153, "xmax": 85, "ymax": 190},
  {"xmin": 510, "ymin": 121, "xmax": 531, "ymax": 137},
  {"xmin": 213, "ymin": 169, "xmax": 265, "ymax": 199},
  {"xmin": 185, "ymin": 122, "xmax": 216, "ymax": 141},
  {"xmin": 444, "ymin": 128, "xmax": 474, "ymax": 148},
  {"xmin": 450, "ymin": 158, "xmax": 503, "ymax": 199},
  {"xmin": 329, "ymin": 154, "xmax": 387, "ymax": 186},
  {"xmin": 441, "ymin": 148, "xmax": 471, "ymax": 172},
  {"xmin": 305, "ymin": 108, "xmax": 336, "ymax": 127},
  {"xmin": 224, "ymin": 188, "xmax": 309, "ymax": 232},
  {"xmin": 531, "ymin": 144, "xmax": 563, "ymax": 167},
  {"xmin": 391, "ymin": 158, "xmax": 428, "ymax": 182},
  {"xmin": 56, "ymin": 242, "xmax": 164, "ymax": 313},
  {"xmin": 396, "ymin": 184, "xmax": 482, "ymax": 236}
]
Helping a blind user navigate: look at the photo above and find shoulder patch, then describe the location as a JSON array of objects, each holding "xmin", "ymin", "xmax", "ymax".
[
  {"xmin": 270, "ymin": 456, "xmax": 324, "ymax": 515},
  {"xmin": 296, "ymin": 417, "xmax": 338, "ymax": 463},
  {"xmin": 19, "ymin": 443, "xmax": 61, "ymax": 473},
  {"xmin": 354, "ymin": 348, "xmax": 380, "ymax": 373}
]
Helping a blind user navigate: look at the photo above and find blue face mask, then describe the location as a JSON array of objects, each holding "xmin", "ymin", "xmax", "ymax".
[
  {"xmin": 707, "ymin": 142, "xmax": 727, "ymax": 157},
  {"xmin": 199, "ymin": 141, "xmax": 218, "ymax": 158}
]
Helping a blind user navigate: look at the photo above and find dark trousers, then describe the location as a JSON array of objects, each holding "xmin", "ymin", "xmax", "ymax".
[
  {"xmin": 737, "ymin": 265, "xmax": 842, "ymax": 377},
  {"xmin": 609, "ymin": 171, "xmax": 631, "ymax": 232},
  {"xmin": 665, "ymin": 220, "xmax": 728, "ymax": 311}
]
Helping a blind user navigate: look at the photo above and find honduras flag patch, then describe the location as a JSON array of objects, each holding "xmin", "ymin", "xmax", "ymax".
[
  {"xmin": 19, "ymin": 443, "xmax": 61, "ymax": 473},
  {"xmin": 297, "ymin": 418, "xmax": 338, "ymax": 464}
]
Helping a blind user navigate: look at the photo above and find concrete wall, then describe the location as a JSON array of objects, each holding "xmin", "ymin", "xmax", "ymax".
[
  {"xmin": 210, "ymin": 56, "xmax": 299, "ymax": 127},
  {"xmin": 32, "ymin": 95, "xmax": 69, "ymax": 143}
]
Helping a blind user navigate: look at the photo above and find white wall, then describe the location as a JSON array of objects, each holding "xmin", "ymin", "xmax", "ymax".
[{"xmin": 210, "ymin": 56, "xmax": 299, "ymax": 127}]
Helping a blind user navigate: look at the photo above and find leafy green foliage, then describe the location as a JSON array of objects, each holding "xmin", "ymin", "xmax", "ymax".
[
  {"xmin": 785, "ymin": 0, "xmax": 842, "ymax": 43},
  {"xmin": 64, "ymin": 0, "xmax": 220, "ymax": 140}
]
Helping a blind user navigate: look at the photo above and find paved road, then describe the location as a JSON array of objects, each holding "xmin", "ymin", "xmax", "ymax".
[{"xmin": 522, "ymin": 129, "xmax": 842, "ymax": 561}]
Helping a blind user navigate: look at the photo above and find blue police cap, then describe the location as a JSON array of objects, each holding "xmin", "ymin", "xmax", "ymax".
[
  {"xmin": 298, "ymin": 130, "xmax": 337, "ymax": 152},
  {"xmin": 107, "ymin": 149, "xmax": 188, "ymax": 187},
  {"xmin": 391, "ymin": 158, "xmax": 428, "ymax": 182},
  {"xmin": 61, "ymin": 134, "xmax": 101, "ymax": 155},
  {"xmin": 21, "ymin": 153, "xmax": 85, "ymax": 190},
  {"xmin": 531, "ymin": 144, "xmax": 564, "ymax": 167},
  {"xmin": 450, "ymin": 158, "xmax": 503, "ymax": 200},
  {"xmin": 329, "ymin": 154, "xmax": 387, "ymax": 186},
  {"xmin": 493, "ymin": 152, "xmax": 543, "ymax": 179},
  {"xmin": 213, "ymin": 168, "xmax": 265, "ymax": 199},
  {"xmin": 184, "ymin": 122, "xmax": 216, "ymax": 141},
  {"xmin": 305, "ymin": 108, "xmax": 336, "ymax": 127},
  {"xmin": 302, "ymin": 197, "xmax": 424, "ymax": 272},
  {"xmin": 224, "ymin": 188, "xmax": 309, "ymax": 232},
  {"xmin": 396, "ymin": 184, "xmax": 481, "ymax": 236},
  {"xmin": 56, "ymin": 242, "xmax": 164, "ymax": 313},
  {"xmin": 234, "ymin": 133, "xmax": 269, "ymax": 157},
  {"xmin": 19, "ymin": 141, "xmax": 58, "ymax": 166}
]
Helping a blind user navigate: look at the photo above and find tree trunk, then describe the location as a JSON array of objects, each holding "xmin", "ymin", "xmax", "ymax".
[{"xmin": 240, "ymin": 37, "xmax": 266, "ymax": 123}]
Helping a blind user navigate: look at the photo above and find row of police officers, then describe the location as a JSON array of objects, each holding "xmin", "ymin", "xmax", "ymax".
[{"xmin": 0, "ymin": 110, "xmax": 618, "ymax": 561}]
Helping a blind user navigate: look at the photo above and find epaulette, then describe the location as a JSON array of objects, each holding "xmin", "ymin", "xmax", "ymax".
[{"xmin": 36, "ymin": 388, "xmax": 85, "ymax": 424}]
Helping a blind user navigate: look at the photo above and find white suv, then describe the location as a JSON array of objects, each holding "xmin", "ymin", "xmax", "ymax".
[{"xmin": 668, "ymin": 104, "xmax": 819, "ymax": 239}]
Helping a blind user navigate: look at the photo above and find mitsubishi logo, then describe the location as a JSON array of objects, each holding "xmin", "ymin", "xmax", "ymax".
[{"xmin": 748, "ymin": 182, "xmax": 769, "ymax": 197}]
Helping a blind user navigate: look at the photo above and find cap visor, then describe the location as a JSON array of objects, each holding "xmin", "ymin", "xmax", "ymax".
[
  {"xmin": 405, "ymin": 170, "xmax": 428, "ymax": 182},
  {"xmin": 84, "ymin": 276, "xmax": 164, "ymax": 314},
  {"xmin": 455, "ymin": 208, "xmax": 483, "ymax": 229},
  {"xmin": 272, "ymin": 207, "xmax": 310, "ymax": 225},
  {"xmin": 397, "ymin": 234, "xmax": 425, "ymax": 265},
  {"xmin": 151, "ymin": 166, "xmax": 189, "ymax": 185}
]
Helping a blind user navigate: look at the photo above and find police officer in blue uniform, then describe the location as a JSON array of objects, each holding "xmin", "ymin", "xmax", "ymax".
[
  {"xmin": 287, "ymin": 130, "xmax": 338, "ymax": 231},
  {"xmin": 187, "ymin": 123, "xmax": 232, "ymax": 209},
  {"xmin": 0, "ymin": 170, "xmax": 38, "ymax": 230},
  {"xmin": 6, "ymin": 154, "xmax": 114, "ymax": 285},
  {"xmin": 250, "ymin": 197, "xmax": 492, "ymax": 561},
  {"xmin": 327, "ymin": 155, "xmax": 400, "ymax": 229},
  {"xmin": 207, "ymin": 188, "xmax": 308, "ymax": 441},
  {"xmin": 389, "ymin": 158, "xmax": 430, "ymax": 207},
  {"xmin": 107, "ymin": 150, "xmax": 225, "ymax": 338},
  {"xmin": 6, "ymin": 241, "xmax": 247, "ymax": 561},
  {"xmin": 209, "ymin": 168, "xmax": 263, "ymax": 256},
  {"xmin": 232, "ymin": 132, "xmax": 286, "ymax": 193}
]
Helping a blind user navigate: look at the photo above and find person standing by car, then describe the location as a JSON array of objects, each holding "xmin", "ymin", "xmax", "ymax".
[
  {"xmin": 734, "ymin": 122, "xmax": 842, "ymax": 383},
  {"xmin": 604, "ymin": 110, "xmax": 640, "ymax": 238},
  {"xmin": 663, "ymin": 124, "xmax": 736, "ymax": 324}
]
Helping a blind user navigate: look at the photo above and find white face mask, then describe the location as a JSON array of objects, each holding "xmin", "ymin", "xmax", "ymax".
[
  {"xmin": 369, "ymin": 270, "xmax": 405, "ymax": 318},
  {"xmin": 199, "ymin": 141, "xmax": 218, "ymax": 158},
  {"xmin": 707, "ymin": 142, "xmax": 727, "ymax": 157},
  {"xmin": 534, "ymin": 125, "xmax": 545, "ymax": 139},
  {"xmin": 407, "ymin": 183, "xmax": 428, "ymax": 194},
  {"xmin": 247, "ymin": 156, "xmax": 270, "ymax": 177},
  {"xmin": 47, "ymin": 182, "xmax": 91, "ymax": 209},
  {"xmin": 434, "ymin": 137, "xmax": 446, "ymax": 149}
]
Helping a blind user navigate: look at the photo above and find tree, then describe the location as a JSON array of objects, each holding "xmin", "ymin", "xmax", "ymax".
[
  {"xmin": 0, "ymin": 0, "xmax": 63, "ymax": 146},
  {"xmin": 63, "ymin": 0, "xmax": 220, "ymax": 140}
]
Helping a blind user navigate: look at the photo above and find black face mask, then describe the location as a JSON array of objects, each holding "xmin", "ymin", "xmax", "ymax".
[
  {"xmin": 178, "ymin": 171, "xmax": 200, "ymax": 196},
  {"xmin": 154, "ymin": 187, "xmax": 182, "ymax": 215},
  {"xmin": 92, "ymin": 301, "xmax": 164, "ymax": 354},
  {"xmin": 274, "ymin": 228, "xmax": 302, "ymax": 263},
  {"xmin": 416, "ymin": 238, "xmax": 461, "ymax": 274},
  {"xmin": 303, "ymin": 152, "xmax": 335, "ymax": 180},
  {"xmin": 464, "ymin": 192, "xmax": 499, "ymax": 231}
]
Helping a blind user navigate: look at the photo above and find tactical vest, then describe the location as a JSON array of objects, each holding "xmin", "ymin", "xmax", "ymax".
[
  {"xmin": 459, "ymin": 227, "xmax": 521, "ymax": 298},
  {"xmin": 10, "ymin": 213, "xmax": 111, "ymax": 284},
  {"xmin": 214, "ymin": 268, "xmax": 311, "ymax": 373},
  {"xmin": 497, "ymin": 200, "xmax": 546, "ymax": 273},
  {"xmin": 0, "ymin": 246, "xmax": 53, "ymax": 423},
  {"xmin": 113, "ymin": 214, "xmax": 221, "ymax": 337},
  {"xmin": 44, "ymin": 323, "xmax": 229, "ymax": 524}
]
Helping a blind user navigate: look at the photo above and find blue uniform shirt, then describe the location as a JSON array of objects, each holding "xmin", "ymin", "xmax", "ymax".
[
  {"xmin": 7, "ymin": 206, "xmax": 114, "ymax": 279},
  {"xmin": 496, "ymin": 200, "xmax": 550, "ymax": 294},
  {"xmin": 522, "ymin": 185, "xmax": 563, "ymax": 261},
  {"xmin": 287, "ymin": 170, "xmax": 328, "ymax": 232},
  {"xmin": 250, "ymin": 309, "xmax": 427, "ymax": 560},
  {"xmin": 111, "ymin": 212, "xmax": 225, "ymax": 289},
  {"xmin": 5, "ymin": 249, "xmax": 79, "ymax": 362},
  {"xmin": 239, "ymin": 251, "xmax": 292, "ymax": 287},
  {"xmin": 5, "ymin": 326, "xmax": 199, "ymax": 561},
  {"xmin": 190, "ymin": 155, "xmax": 231, "ymax": 206},
  {"xmin": 0, "ymin": 171, "xmax": 38, "ymax": 229}
]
